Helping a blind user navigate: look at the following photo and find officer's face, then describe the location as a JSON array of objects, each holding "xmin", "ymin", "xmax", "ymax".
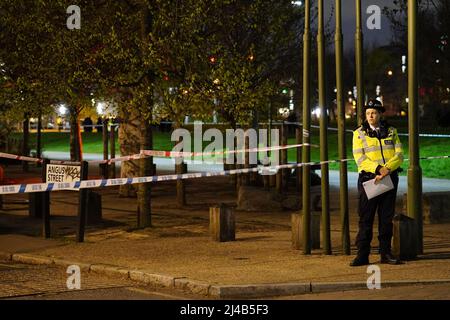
[{"xmin": 365, "ymin": 109, "xmax": 381, "ymax": 126}]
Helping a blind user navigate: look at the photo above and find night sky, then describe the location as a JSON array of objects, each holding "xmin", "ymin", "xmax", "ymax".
[{"xmin": 323, "ymin": 0, "xmax": 397, "ymax": 48}]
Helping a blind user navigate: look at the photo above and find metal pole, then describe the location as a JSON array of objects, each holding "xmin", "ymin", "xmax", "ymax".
[
  {"xmin": 355, "ymin": 0, "xmax": 365, "ymax": 126},
  {"xmin": 407, "ymin": 0, "xmax": 423, "ymax": 255},
  {"xmin": 36, "ymin": 114, "xmax": 42, "ymax": 165},
  {"xmin": 42, "ymin": 159, "xmax": 50, "ymax": 238},
  {"xmin": 335, "ymin": 0, "xmax": 350, "ymax": 255},
  {"xmin": 76, "ymin": 161, "xmax": 89, "ymax": 243},
  {"xmin": 296, "ymin": 127, "xmax": 302, "ymax": 192},
  {"xmin": 302, "ymin": 0, "xmax": 312, "ymax": 255},
  {"xmin": 109, "ymin": 123, "xmax": 116, "ymax": 179},
  {"xmin": 102, "ymin": 120, "xmax": 109, "ymax": 179},
  {"xmin": 318, "ymin": 0, "xmax": 331, "ymax": 254}
]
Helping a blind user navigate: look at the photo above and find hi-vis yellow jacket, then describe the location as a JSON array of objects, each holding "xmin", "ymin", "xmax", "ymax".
[{"xmin": 352, "ymin": 121, "xmax": 404, "ymax": 174}]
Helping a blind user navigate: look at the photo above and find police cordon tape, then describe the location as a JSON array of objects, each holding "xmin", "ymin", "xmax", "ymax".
[
  {"xmin": 93, "ymin": 143, "xmax": 318, "ymax": 164},
  {"xmin": 1, "ymin": 143, "xmax": 318, "ymax": 165},
  {"xmin": 138, "ymin": 143, "xmax": 316, "ymax": 160},
  {"xmin": 0, "ymin": 152, "xmax": 87, "ymax": 165},
  {"xmin": 1, "ymin": 155, "xmax": 449, "ymax": 195}
]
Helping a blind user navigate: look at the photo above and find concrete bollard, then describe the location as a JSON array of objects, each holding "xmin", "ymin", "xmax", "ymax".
[
  {"xmin": 291, "ymin": 211, "xmax": 320, "ymax": 250},
  {"xmin": 392, "ymin": 214, "xmax": 418, "ymax": 260},
  {"xmin": 210, "ymin": 204, "xmax": 235, "ymax": 242}
]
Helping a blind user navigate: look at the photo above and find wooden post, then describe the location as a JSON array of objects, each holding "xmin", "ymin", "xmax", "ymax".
[
  {"xmin": 76, "ymin": 161, "xmax": 88, "ymax": 242},
  {"xmin": 311, "ymin": 211, "xmax": 320, "ymax": 249},
  {"xmin": 210, "ymin": 204, "xmax": 235, "ymax": 242},
  {"xmin": 269, "ymin": 172, "xmax": 276, "ymax": 187},
  {"xmin": 393, "ymin": 214, "xmax": 418, "ymax": 260},
  {"xmin": 276, "ymin": 125, "xmax": 283, "ymax": 193},
  {"xmin": 176, "ymin": 162, "xmax": 187, "ymax": 206},
  {"xmin": 263, "ymin": 175, "xmax": 270, "ymax": 190},
  {"xmin": 291, "ymin": 211, "xmax": 320, "ymax": 250},
  {"xmin": 243, "ymin": 137, "xmax": 250, "ymax": 186},
  {"xmin": 102, "ymin": 120, "xmax": 109, "ymax": 179},
  {"xmin": 86, "ymin": 191, "xmax": 102, "ymax": 225},
  {"xmin": 109, "ymin": 124, "xmax": 116, "ymax": 178},
  {"xmin": 41, "ymin": 159, "xmax": 51, "ymax": 238},
  {"xmin": 281, "ymin": 123, "xmax": 288, "ymax": 191},
  {"xmin": 36, "ymin": 115, "xmax": 42, "ymax": 167},
  {"xmin": 99, "ymin": 163, "xmax": 108, "ymax": 179}
]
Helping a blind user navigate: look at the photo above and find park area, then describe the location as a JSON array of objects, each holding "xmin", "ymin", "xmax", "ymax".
[{"xmin": 10, "ymin": 123, "xmax": 450, "ymax": 180}]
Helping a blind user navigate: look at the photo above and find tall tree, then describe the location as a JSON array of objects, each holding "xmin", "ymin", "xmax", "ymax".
[{"xmin": 383, "ymin": 0, "xmax": 450, "ymax": 105}]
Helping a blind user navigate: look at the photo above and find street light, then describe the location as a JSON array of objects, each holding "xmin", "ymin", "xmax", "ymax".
[
  {"xmin": 58, "ymin": 104, "xmax": 67, "ymax": 116},
  {"xmin": 96, "ymin": 102, "xmax": 105, "ymax": 115},
  {"xmin": 387, "ymin": 70, "xmax": 393, "ymax": 76}
]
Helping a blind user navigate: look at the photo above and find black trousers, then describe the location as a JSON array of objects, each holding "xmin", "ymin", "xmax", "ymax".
[{"xmin": 356, "ymin": 172, "xmax": 399, "ymax": 257}]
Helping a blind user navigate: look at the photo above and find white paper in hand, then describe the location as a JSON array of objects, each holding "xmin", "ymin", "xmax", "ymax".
[{"xmin": 362, "ymin": 175, "xmax": 394, "ymax": 200}]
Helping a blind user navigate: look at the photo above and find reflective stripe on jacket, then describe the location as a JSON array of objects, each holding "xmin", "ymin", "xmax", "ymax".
[{"xmin": 352, "ymin": 124, "xmax": 403, "ymax": 173}]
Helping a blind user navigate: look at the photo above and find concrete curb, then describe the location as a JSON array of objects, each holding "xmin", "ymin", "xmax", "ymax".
[
  {"xmin": 174, "ymin": 278, "xmax": 210, "ymax": 296},
  {"xmin": 209, "ymin": 283, "xmax": 310, "ymax": 299},
  {"xmin": 52, "ymin": 258, "xmax": 92, "ymax": 272},
  {"xmin": 90, "ymin": 264, "xmax": 130, "ymax": 279},
  {"xmin": 0, "ymin": 251, "xmax": 12, "ymax": 261},
  {"xmin": 2, "ymin": 252, "xmax": 450, "ymax": 298},
  {"xmin": 12, "ymin": 253, "xmax": 54, "ymax": 265},
  {"xmin": 310, "ymin": 281, "xmax": 366, "ymax": 293}
]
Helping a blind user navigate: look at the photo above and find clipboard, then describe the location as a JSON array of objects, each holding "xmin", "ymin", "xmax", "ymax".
[{"xmin": 362, "ymin": 175, "xmax": 394, "ymax": 200}]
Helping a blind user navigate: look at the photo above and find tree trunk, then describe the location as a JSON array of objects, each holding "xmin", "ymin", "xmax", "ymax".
[
  {"xmin": 69, "ymin": 109, "xmax": 82, "ymax": 161},
  {"xmin": 137, "ymin": 115, "xmax": 153, "ymax": 228},
  {"xmin": 119, "ymin": 106, "xmax": 141, "ymax": 197},
  {"xmin": 22, "ymin": 114, "xmax": 29, "ymax": 172},
  {"xmin": 37, "ymin": 114, "xmax": 42, "ymax": 159},
  {"xmin": 175, "ymin": 132, "xmax": 186, "ymax": 207},
  {"xmin": 136, "ymin": 0, "xmax": 154, "ymax": 227}
]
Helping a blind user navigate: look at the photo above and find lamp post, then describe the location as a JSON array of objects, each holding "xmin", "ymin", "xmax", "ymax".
[
  {"xmin": 407, "ymin": 0, "xmax": 423, "ymax": 255},
  {"xmin": 302, "ymin": 0, "xmax": 312, "ymax": 254},
  {"xmin": 355, "ymin": 0, "xmax": 365, "ymax": 125},
  {"xmin": 335, "ymin": 0, "xmax": 350, "ymax": 255},
  {"xmin": 318, "ymin": 0, "xmax": 331, "ymax": 254}
]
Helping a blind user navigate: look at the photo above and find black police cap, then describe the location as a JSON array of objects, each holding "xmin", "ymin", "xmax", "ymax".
[{"xmin": 364, "ymin": 99, "xmax": 385, "ymax": 113}]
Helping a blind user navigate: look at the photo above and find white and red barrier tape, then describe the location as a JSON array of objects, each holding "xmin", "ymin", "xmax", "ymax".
[
  {"xmin": 0, "ymin": 152, "xmax": 84, "ymax": 165},
  {"xmin": 1, "ymin": 143, "xmax": 318, "ymax": 165},
  {"xmin": 139, "ymin": 143, "xmax": 316, "ymax": 159}
]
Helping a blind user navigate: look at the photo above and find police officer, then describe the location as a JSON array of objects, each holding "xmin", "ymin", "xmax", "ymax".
[{"xmin": 350, "ymin": 99, "xmax": 403, "ymax": 266}]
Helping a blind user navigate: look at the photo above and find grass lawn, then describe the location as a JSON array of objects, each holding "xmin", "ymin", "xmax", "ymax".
[
  {"xmin": 19, "ymin": 129, "xmax": 450, "ymax": 179},
  {"xmin": 286, "ymin": 129, "xmax": 450, "ymax": 180}
]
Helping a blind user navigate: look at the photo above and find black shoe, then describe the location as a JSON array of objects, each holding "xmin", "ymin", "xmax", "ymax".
[
  {"xmin": 380, "ymin": 253, "xmax": 401, "ymax": 265},
  {"xmin": 350, "ymin": 256, "xmax": 369, "ymax": 267}
]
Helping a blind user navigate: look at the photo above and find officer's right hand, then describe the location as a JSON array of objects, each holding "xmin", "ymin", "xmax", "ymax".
[{"xmin": 374, "ymin": 175, "xmax": 384, "ymax": 184}]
